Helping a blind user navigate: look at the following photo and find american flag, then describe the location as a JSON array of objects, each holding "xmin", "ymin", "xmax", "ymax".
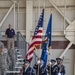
[{"xmin": 26, "ymin": 9, "xmax": 44, "ymax": 61}]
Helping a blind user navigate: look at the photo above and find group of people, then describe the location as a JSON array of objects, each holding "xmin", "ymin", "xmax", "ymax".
[
  {"xmin": 0, "ymin": 24, "xmax": 16, "ymax": 75},
  {"xmin": 20, "ymin": 57, "xmax": 65, "ymax": 75},
  {"xmin": 0, "ymin": 24, "xmax": 66, "ymax": 75}
]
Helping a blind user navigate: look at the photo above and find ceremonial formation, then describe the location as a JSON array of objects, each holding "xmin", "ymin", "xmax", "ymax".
[
  {"xmin": 19, "ymin": 57, "xmax": 65, "ymax": 75},
  {"xmin": 19, "ymin": 17, "xmax": 66, "ymax": 74},
  {"xmin": 0, "ymin": 9, "xmax": 66, "ymax": 75}
]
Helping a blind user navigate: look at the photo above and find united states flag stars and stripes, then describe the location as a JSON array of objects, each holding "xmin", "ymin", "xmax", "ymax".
[{"xmin": 26, "ymin": 9, "xmax": 44, "ymax": 62}]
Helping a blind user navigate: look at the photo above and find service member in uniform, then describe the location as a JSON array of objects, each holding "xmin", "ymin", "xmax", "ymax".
[
  {"xmin": 20, "ymin": 59, "xmax": 35, "ymax": 75},
  {"xmin": 33, "ymin": 58, "xmax": 47, "ymax": 75},
  {"xmin": 47, "ymin": 59, "xmax": 56, "ymax": 75},
  {"xmin": 8, "ymin": 48, "xmax": 17, "ymax": 71},
  {"xmin": 0, "ymin": 44, "xmax": 10, "ymax": 75},
  {"xmin": 53, "ymin": 58, "xmax": 61, "ymax": 75},
  {"xmin": 53, "ymin": 58, "xmax": 65, "ymax": 75},
  {"xmin": 58, "ymin": 59, "xmax": 65, "ymax": 75}
]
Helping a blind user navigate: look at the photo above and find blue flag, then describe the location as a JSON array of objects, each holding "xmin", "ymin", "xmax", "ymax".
[
  {"xmin": 45, "ymin": 14, "xmax": 52, "ymax": 48},
  {"xmin": 41, "ymin": 14, "xmax": 52, "ymax": 66}
]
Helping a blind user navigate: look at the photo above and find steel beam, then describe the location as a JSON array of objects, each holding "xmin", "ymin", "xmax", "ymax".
[{"xmin": 0, "ymin": 3, "xmax": 14, "ymax": 27}]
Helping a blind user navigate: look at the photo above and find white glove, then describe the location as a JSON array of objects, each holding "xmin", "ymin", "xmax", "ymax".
[
  {"xmin": 37, "ymin": 60, "xmax": 40, "ymax": 64},
  {"xmin": 49, "ymin": 62, "xmax": 52, "ymax": 65},
  {"xmin": 58, "ymin": 73, "xmax": 61, "ymax": 75}
]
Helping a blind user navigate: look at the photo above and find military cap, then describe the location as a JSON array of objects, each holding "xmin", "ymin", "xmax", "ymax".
[
  {"xmin": 51, "ymin": 59, "xmax": 56, "ymax": 62},
  {"xmin": 56, "ymin": 58, "xmax": 62, "ymax": 60},
  {"xmin": 23, "ymin": 59, "xmax": 30, "ymax": 64}
]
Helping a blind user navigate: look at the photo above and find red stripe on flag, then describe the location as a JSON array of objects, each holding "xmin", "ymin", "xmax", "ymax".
[
  {"xmin": 37, "ymin": 30, "xmax": 42, "ymax": 33},
  {"xmin": 28, "ymin": 41, "xmax": 42, "ymax": 49}
]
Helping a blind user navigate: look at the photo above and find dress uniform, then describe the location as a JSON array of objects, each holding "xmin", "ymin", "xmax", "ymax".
[
  {"xmin": 20, "ymin": 59, "xmax": 35, "ymax": 75},
  {"xmin": 53, "ymin": 58, "xmax": 65, "ymax": 75},
  {"xmin": 47, "ymin": 59, "xmax": 56, "ymax": 75},
  {"xmin": 59, "ymin": 65, "xmax": 65, "ymax": 75},
  {"xmin": 33, "ymin": 58, "xmax": 47, "ymax": 75},
  {"xmin": 59, "ymin": 59, "xmax": 65, "ymax": 75}
]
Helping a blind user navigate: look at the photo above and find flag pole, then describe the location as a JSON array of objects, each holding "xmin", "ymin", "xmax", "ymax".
[
  {"xmin": 48, "ymin": 13, "xmax": 52, "ymax": 75},
  {"xmin": 43, "ymin": 0, "xmax": 45, "ymax": 9},
  {"xmin": 49, "ymin": 19, "xmax": 51, "ymax": 75},
  {"xmin": 48, "ymin": 47, "xmax": 52, "ymax": 75},
  {"xmin": 38, "ymin": 0, "xmax": 40, "ymax": 75},
  {"xmin": 38, "ymin": 0, "xmax": 40, "ymax": 19}
]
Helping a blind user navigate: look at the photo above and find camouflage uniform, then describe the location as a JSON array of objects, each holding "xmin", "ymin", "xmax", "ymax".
[
  {"xmin": 0, "ymin": 41, "xmax": 10, "ymax": 75},
  {"xmin": 0, "ymin": 52, "xmax": 9, "ymax": 75},
  {"xmin": 8, "ymin": 49, "xmax": 17, "ymax": 70},
  {"xmin": 0, "ymin": 41, "xmax": 7, "ymax": 75}
]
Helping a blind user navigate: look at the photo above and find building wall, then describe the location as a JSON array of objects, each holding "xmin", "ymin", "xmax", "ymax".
[{"xmin": 0, "ymin": 1, "xmax": 26, "ymax": 34}]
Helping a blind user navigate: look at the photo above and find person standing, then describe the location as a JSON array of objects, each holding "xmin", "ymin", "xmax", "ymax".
[
  {"xmin": 0, "ymin": 44, "xmax": 10, "ymax": 75},
  {"xmin": 33, "ymin": 58, "xmax": 47, "ymax": 75},
  {"xmin": 58, "ymin": 59, "xmax": 65, "ymax": 75},
  {"xmin": 5, "ymin": 24, "xmax": 15, "ymax": 49},
  {"xmin": 8, "ymin": 48, "xmax": 17, "ymax": 71},
  {"xmin": 5, "ymin": 24, "xmax": 16, "ymax": 72},
  {"xmin": 47, "ymin": 59, "xmax": 56, "ymax": 75},
  {"xmin": 20, "ymin": 59, "xmax": 35, "ymax": 75},
  {"xmin": 53, "ymin": 58, "xmax": 65, "ymax": 75}
]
